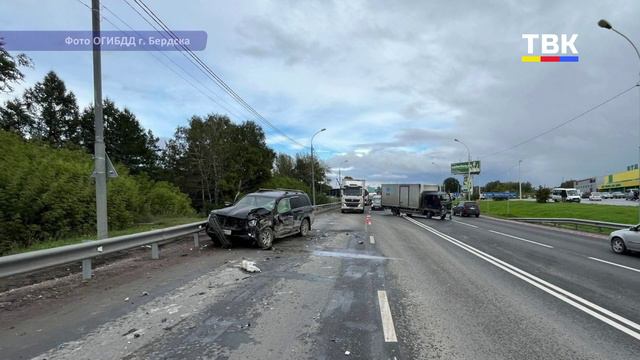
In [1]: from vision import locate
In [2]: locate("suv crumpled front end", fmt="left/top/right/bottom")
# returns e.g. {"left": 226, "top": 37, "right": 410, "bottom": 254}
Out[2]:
{"left": 206, "top": 207, "right": 274, "bottom": 247}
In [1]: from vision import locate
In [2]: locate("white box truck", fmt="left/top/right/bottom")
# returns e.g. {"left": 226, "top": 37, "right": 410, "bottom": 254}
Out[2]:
{"left": 341, "top": 179, "right": 367, "bottom": 213}
{"left": 381, "top": 183, "right": 451, "bottom": 220}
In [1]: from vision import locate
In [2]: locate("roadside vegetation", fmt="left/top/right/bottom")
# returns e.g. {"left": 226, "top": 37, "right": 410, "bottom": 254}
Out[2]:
{"left": 0, "top": 48, "right": 332, "bottom": 255}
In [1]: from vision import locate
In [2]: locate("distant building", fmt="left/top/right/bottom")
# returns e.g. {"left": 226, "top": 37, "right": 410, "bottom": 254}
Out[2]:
{"left": 599, "top": 165, "right": 640, "bottom": 192}
{"left": 575, "top": 177, "right": 599, "bottom": 194}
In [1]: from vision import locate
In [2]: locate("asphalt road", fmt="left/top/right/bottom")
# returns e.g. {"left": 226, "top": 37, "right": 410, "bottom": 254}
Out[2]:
{"left": 2, "top": 209, "right": 640, "bottom": 359}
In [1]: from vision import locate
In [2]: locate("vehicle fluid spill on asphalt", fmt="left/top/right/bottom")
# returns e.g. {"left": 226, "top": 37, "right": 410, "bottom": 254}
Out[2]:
{"left": 312, "top": 250, "right": 395, "bottom": 261}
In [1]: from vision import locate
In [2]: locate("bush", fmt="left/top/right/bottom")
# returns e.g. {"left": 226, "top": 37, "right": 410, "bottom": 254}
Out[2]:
{"left": 535, "top": 186, "right": 551, "bottom": 203}
{"left": 0, "top": 130, "right": 195, "bottom": 254}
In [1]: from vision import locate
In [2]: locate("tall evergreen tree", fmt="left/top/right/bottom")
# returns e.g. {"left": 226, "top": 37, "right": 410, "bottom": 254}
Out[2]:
{"left": 0, "top": 98, "right": 31, "bottom": 134}
{"left": 80, "top": 99, "right": 159, "bottom": 174}
{"left": 22, "top": 71, "right": 80, "bottom": 146}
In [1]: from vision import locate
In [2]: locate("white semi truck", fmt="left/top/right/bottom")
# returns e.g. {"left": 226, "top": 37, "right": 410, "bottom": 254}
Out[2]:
{"left": 341, "top": 179, "right": 367, "bottom": 213}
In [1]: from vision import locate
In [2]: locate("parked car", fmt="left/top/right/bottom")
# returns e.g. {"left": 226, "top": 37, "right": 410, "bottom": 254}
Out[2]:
{"left": 601, "top": 192, "right": 613, "bottom": 199}
{"left": 612, "top": 191, "right": 626, "bottom": 199}
{"left": 206, "top": 189, "right": 314, "bottom": 249}
{"left": 589, "top": 192, "right": 602, "bottom": 201}
{"left": 609, "top": 226, "right": 640, "bottom": 254}
{"left": 581, "top": 192, "right": 591, "bottom": 199}
{"left": 371, "top": 194, "right": 383, "bottom": 210}
{"left": 626, "top": 190, "right": 639, "bottom": 201}
{"left": 452, "top": 201, "right": 480, "bottom": 217}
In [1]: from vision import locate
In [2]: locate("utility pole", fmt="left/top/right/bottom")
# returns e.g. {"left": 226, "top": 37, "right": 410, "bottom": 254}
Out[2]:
{"left": 310, "top": 128, "right": 326, "bottom": 205}
{"left": 518, "top": 159, "right": 523, "bottom": 200}
{"left": 85, "top": 0, "right": 108, "bottom": 280}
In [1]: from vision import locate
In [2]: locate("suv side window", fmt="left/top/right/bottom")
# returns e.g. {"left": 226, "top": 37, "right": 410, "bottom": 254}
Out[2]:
{"left": 300, "top": 195, "right": 311, "bottom": 207}
{"left": 290, "top": 196, "right": 303, "bottom": 209}
{"left": 277, "top": 198, "right": 292, "bottom": 214}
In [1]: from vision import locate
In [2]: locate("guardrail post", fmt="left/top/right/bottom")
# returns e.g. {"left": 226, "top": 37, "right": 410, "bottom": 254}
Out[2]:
{"left": 151, "top": 243, "right": 159, "bottom": 259}
{"left": 82, "top": 259, "right": 92, "bottom": 280}
{"left": 193, "top": 232, "right": 200, "bottom": 248}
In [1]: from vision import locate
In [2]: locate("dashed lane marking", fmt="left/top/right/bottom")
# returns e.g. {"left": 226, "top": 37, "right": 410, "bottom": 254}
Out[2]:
{"left": 377, "top": 290, "right": 398, "bottom": 342}
{"left": 453, "top": 220, "right": 479, "bottom": 228}
{"left": 489, "top": 230, "right": 554, "bottom": 249}
{"left": 588, "top": 257, "right": 640, "bottom": 273}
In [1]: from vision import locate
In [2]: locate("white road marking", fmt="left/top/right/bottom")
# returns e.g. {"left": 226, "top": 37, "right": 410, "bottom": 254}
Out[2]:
{"left": 404, "top": 216, "right": 640, "bottom": 341}
{"left": 588, "top": 257, "right": 640, "bottom": 273}
{"left": 489, "top": 230, "right": 554, "bottom": 249}
{"left": 377, "top": 290, "right": 398, "bottom": 342}
{"left": 370, "top": 235, "right": 375, "bottom": 244}
{"left": 453, "top": 220, "right": 479, "bottom": 228}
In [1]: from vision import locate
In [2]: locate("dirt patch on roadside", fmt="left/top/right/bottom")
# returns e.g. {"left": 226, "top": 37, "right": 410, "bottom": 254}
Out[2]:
{"left": 0, "top": 236, "right": 215, "bottom": 313}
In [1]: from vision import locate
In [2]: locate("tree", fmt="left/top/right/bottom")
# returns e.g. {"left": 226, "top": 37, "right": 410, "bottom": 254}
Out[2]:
{"left": 274, "top": 153, "right": 295, "bottom": 177}
{"left": 22, "top": 71, "right": 80, "bottom": 146}
{"left": 535, "top": 186, "right": 551, "bottom": 203}
{"left": 162, "top": 114, "right": 275, "bottom": 212}
{"left": 79, "top": 99, "right": 159, "bottom": 174}
{"left": 0, "top": 98, "right": 31, "bottom": 134}
{"left": 443, "top": 177, "right": 461, "bottom": 193}
{"left": 0, "top": 40, "right": 32, "bottom": 93}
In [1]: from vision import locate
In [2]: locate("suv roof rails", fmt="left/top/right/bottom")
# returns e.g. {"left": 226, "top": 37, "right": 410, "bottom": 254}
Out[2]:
{"left": 256, "top": 188, "right": 304, "bottom": 194}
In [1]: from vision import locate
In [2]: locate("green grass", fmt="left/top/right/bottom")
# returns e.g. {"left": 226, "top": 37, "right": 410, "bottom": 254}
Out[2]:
{"left": 4, "top": 216, "right": 204, "bottom": 256}
{"left": 479, "top": 200, "right": 638, "bottom": 224}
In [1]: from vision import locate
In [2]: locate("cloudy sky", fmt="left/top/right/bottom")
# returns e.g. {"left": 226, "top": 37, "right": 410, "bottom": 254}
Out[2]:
{"left": 2, "top": 0, "right": 640, "bottom": 188}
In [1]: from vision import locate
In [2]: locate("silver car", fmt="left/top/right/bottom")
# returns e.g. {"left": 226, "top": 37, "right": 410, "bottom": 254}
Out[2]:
{"left": 609, "top": 226, "right": 640, "bottom": 254}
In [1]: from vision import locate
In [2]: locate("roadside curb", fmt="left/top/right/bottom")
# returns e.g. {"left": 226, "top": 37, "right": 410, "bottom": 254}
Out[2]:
{"left": 481, "top": 215, "right": 609, "bottom": 240}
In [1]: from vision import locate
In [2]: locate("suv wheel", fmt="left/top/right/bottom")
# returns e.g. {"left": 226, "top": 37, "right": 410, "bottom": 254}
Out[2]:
{"left": 257, "top": 227, "right": 274, "bottom": 249}
{"left": 300, "top": 218, "right": 310, "bottom": 237}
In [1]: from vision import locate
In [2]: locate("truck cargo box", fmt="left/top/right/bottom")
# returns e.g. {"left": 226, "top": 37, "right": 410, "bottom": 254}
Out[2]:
{"left": 381, "top": 184, "right": 422, "bottom": 208}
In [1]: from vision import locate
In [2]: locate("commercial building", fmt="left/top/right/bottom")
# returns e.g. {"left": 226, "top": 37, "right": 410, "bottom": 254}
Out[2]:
{"left": 599, "top": 165, "right": 640, "bottom": 192}
{"left": 575, "top": 177, "right": 599, "bottom": 194}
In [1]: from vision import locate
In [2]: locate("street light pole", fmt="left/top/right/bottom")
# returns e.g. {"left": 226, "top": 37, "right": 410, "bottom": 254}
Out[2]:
{"left": 518, "top": 159, "right": 523, "bottom": 200}
{"left": 338, "top": 159, "right": 348, "bottom": 188}
{"left": 310, "top": 128, "right": 326, "bottom": 206}
{"left": 598, "top": 19, "right": 640, "bottom": 224}
{"left": 454, "top": 138, "right": 472, "bottom": 200}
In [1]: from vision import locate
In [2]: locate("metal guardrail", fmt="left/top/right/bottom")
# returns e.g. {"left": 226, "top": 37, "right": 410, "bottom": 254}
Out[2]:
{"left": 0, "top": 221, "right": 208, "bottom": 279}
{"left": 0, "top": 202, "right": 342, "bottom": 280}
{"left": 314, "top": 202, "right": 341, "bottom": 212}
{"left": 512, "top": 217, "right": 634, "bottom": 232}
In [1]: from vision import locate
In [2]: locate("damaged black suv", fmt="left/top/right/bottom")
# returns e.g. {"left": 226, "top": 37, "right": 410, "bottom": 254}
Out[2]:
{"left": 206, "top": 189, "right": 314, "bottom": 249}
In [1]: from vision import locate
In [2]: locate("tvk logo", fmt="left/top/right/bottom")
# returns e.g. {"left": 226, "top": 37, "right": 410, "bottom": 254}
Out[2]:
{"left": 522, "top": 34, "right": 579, "bottom": 62}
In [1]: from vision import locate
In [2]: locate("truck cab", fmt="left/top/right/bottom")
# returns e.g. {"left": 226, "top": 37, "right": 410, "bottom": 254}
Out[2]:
{"left": 341, "top": 179, "right": 366, "bottom": 213}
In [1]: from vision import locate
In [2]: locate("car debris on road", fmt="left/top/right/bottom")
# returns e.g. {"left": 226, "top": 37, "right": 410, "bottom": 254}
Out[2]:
{"left": 239, "top": 260, "right": 261, "bottom": 273}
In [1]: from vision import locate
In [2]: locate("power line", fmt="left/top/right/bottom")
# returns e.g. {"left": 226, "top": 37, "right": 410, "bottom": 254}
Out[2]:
{"left": 127, "top": 0, "right": 308, "bottom": 149}
{"left": 94, "top": 1, "right": 247, "bottom": 121}
{"left": 480, "top": 84, "right": 638, "bottom": 159}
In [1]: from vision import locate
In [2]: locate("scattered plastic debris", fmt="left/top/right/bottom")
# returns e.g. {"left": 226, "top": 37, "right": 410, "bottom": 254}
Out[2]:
{"left": 141, "top": 291, "right": 149, "bottom": 297}
{"left": 240, "top": 260, "right": 261, "bottom": 273}
{"left": 122, "top": 328, "right": 137, "bottom": 337}
{"left": 357, "top": 240, "right": 364, "bottom": 244}
{"left": 345, "top": 350, "right": 351, "bottom": 356}
{"left": 124, "top": 297, "right": 130, "bottom": 302}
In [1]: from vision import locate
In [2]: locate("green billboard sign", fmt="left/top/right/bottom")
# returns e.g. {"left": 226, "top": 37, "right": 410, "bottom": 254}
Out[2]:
{"left": 451, "top": 160, "right": 481, "bottom": 175}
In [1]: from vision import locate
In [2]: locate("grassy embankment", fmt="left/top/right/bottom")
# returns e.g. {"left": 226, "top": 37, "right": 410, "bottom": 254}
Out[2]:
{"left": 478, "top": 200, "right": 637, "bottom": 235}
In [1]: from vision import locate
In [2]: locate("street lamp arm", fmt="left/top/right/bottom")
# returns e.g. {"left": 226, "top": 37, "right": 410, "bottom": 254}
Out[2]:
{"left": 611, "top": 28, "right": 640, "bottom": 63}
